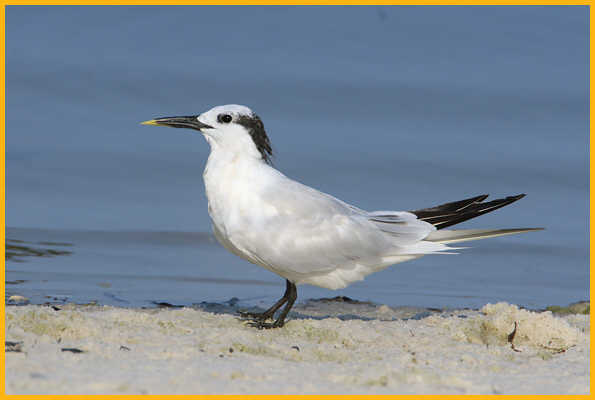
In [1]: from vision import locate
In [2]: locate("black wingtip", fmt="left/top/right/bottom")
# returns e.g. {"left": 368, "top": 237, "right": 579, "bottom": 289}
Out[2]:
{"left": 411, "top": 193, "right": 530, "bottom": 230}
{"left": 476, "top": 194, "right": 490, "bottom": 202}
{"left": 505, "top": 194, "right": 526, "bottom": 204}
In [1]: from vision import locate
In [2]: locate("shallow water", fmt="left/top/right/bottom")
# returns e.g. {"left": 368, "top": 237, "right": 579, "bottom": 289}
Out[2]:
{"left": 6, "top": 6, "right": 589, "bottom": 309}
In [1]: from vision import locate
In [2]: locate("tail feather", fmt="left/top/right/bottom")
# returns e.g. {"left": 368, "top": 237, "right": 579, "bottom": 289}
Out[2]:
{"left": 411, "top": 194, "right": 526, "bottom": 230}
{"left": 425, "top": 228, "right": 544, "bottom": 244}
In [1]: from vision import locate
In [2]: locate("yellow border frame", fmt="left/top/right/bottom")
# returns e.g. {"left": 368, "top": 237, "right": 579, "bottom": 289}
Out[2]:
{"left": 0, "top": 3, "right": 591, "bottom": 398}
{"left": 0, "top": 1, "right": 592, "bottom": 5}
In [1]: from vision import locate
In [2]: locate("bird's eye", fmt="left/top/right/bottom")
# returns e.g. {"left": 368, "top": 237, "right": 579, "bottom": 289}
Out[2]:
{"left": 218, "top": 114, "right": 233, "bottom": 124}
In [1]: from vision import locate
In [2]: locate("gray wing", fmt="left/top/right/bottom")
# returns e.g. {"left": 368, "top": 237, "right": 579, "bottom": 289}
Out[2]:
{"left": 229, "top": 180, "right": 436, "bottom": 277}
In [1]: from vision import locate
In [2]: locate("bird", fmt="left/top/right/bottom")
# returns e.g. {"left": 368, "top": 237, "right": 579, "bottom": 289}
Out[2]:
{"left": 142, "top": 104, "right": 542, "bottom": 329}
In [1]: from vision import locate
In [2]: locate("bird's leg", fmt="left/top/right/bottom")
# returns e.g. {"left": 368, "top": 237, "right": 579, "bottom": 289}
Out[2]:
{"left": 250, "top": 281, "right": 297, "bottom": 329}
{"left": 239, "top": 279, "right": 292, "bottom": 321}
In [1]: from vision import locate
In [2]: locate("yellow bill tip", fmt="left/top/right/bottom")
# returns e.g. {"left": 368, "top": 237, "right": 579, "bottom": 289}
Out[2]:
{"left": 141, "top": 119, "right": 159, "bottom": 126}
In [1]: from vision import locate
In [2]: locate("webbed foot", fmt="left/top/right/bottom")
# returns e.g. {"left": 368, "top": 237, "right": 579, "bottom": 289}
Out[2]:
{"left": 247, "top": 318, "right": 286, "bottom": 329}
{"left": 238, "top": 310, "right": 274, "bottom": 321}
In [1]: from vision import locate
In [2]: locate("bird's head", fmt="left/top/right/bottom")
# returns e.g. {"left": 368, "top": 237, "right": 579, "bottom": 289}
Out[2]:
{"left": 142, "top": 104, "right": 272, "bottom": 164}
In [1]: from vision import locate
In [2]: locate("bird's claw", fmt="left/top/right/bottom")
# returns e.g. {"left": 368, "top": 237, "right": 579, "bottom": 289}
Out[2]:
{"left": 247, "top": 319, "right": 285, "bottom": 329}
{"left": 238, "top": 310, "right": 273, "bottom": 321}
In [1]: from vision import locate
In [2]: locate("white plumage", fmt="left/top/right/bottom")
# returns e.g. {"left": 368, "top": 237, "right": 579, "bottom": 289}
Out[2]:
{"left": 142, "top": 104, "right": 541, "bottom": 328}
{"left": 206, "top": 154, "right": 447, "bottom": 289}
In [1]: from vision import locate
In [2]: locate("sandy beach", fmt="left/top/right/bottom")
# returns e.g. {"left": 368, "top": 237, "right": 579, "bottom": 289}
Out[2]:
{"left": 5, "top": 300, "right": 589, "bottom": 394}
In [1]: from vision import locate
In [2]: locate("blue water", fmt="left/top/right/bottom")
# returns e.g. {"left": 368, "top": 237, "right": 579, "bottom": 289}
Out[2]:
{"left": 6, "top": 6, "right": 589, "bottom": 310}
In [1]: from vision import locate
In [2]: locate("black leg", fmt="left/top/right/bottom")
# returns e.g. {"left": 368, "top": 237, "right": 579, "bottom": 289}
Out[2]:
{"left": 241, "top": 280, "right": 298, "bottom": 329}
{"left": 269, "top": 280, "right": 297, "bottom": 327}
{"left": 239, "top": 279, "right": 292, "bottom": 321}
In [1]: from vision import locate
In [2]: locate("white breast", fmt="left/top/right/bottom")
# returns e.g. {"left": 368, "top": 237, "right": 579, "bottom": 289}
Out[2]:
{"left": 203, "top": 151, "right": 281, "bottom": 263}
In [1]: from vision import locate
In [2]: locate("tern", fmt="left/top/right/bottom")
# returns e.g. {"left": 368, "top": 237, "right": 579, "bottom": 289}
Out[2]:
{"left": 142, "top": 104, "right": 541, "bottom": 328}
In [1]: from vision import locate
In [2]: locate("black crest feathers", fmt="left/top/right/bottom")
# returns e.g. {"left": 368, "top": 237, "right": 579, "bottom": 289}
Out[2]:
{"left": 236, "top": 114, "right": 273, "bottom": 165}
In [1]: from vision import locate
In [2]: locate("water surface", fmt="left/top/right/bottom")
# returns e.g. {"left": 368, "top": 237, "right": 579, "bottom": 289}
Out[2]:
{"left": 6, "top": 6, "right": 589, "bottom": 309}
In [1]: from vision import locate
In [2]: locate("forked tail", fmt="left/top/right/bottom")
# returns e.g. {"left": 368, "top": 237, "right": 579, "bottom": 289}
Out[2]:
{"left": 425, "top": 228, "right": 543, "bottom": 244}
